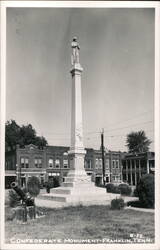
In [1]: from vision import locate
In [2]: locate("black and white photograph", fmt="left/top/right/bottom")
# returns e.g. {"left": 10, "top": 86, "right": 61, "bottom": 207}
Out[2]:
{"left": 0, "top": 1, "right": 160, "bottom": 250}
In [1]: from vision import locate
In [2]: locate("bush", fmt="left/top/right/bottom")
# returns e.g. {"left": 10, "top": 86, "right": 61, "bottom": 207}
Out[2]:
{"left": 133, "top": 188, "right": 139, "bottom": 197}
{"left": 112, "top": 186, "right": 120, "bottom": 194}
{"left": 127, "top": 200, "right": 145, "bottom": 208}
{"left": 8, "top": 189, "right": 21, "bottom": 207}
{"left": 106, "top": 183, "right": 120, "bottom": 194}
{"left": 118, "top": 183, "right": 132, "bottom": 196}
{"left": 53, "top": 177, "right": 60, "bottom": 188}
{"left": 136, "top": 174, "right": 154, "bottom": 208}
{"left": 106, "top": 183, "right": 114, "bottom": 193}
{"left": 111, "top": 198, "right": 125, "bottom": 210}
{"left": 45, "top": 178, "right": 60, "bottom": 189}
{"left": 27, "top": 176, "right": 40, "bottom": 197}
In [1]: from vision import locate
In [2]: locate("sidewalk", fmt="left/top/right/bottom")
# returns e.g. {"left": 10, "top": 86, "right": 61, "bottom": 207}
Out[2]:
{"left": 125, "top": 206, "right": 154, "bottom": 213}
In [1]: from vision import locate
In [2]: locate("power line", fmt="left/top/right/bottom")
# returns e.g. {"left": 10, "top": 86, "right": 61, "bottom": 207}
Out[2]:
{"left": 40, "top": 114, "right": 154, "bottom": 137}
{"left": 103, "top": 109, "right": 154, "bottom": 128}
{"left": 104, "top": 120, "right": 153, "bottom": 133}
{"left": 84, "top": 120, "right": 153, "bottom": 135}
{"left": 46, "top": 129, "right": 154, "bottom": 142}
{"left": 84, "top": 109, "right": 153, "bottom": 134}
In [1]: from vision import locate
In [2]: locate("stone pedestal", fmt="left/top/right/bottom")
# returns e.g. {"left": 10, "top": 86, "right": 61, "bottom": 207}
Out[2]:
{"left": 37, "top": 172, "right": 109, "bottom": 206}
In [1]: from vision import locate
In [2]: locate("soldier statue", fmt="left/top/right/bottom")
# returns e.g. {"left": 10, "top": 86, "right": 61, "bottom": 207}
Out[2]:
{"left": 71, "top": 37, "right": 80, "bottom": 65}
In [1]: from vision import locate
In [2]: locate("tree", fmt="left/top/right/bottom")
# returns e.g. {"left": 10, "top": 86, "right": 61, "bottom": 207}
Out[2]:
{"left": 136, "top": 174, "right": 154, "bottom": 208}
{"left": 19, "top": 124, "right": 37, "bottom": 147}
{"left": 5, "top": 120, "right": 48, "bottom": 150}
{"left": 126, "top": 130, "right": 151, "bottom": 153}
{"left": 5, "top": 120, "right": 20, "bottom": 151}
{"left": 34, "top": 136, "right": 48, "bottom": 149}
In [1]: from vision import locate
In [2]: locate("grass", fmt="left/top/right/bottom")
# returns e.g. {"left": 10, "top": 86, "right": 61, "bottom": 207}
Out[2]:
{"left": 5, "top": 205, "right": 154, "bottom": 244}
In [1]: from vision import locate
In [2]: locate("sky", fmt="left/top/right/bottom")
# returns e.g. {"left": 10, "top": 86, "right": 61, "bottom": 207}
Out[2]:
{"left": 6, "top": 7, "right": 155, "bottom": 152}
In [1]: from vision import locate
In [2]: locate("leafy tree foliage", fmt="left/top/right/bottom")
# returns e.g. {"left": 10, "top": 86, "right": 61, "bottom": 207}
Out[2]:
{"left": 5, "top": 120, "right": 48, "bottom": 151}
{"left": 5, "top": 120, "right": 20, "bottom": 151}
{"left": 19, "top": 124, "right": 36, "bottom": 147}
{"left": 34, "top": 136, "right": 48, "bottom": 149}
{"left": 126, "top": 130, "right": 151, "bottom": 153}
{"left": 136, "top": 174, "right": 154, "bottom": 208}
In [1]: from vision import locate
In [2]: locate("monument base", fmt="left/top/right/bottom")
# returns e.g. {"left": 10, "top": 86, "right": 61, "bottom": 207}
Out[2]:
{"left": 36, "top": 167, "right": 119, "bottom": 208}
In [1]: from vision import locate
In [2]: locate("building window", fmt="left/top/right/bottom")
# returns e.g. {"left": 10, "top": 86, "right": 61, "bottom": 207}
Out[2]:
{"left": 63, "top": 159, "right": 68, "bottom": 168}
{"left": 85, "top": 159, "right": 92, "bottom": 169}
{"left": 48, "top": 158, "right": 54, "bottom": 168}
{"left": 21, "top": 158, "right": 25, "bottom": 168}
{"left": 115, "top": 175, "right": 120, "bottom": 181}
{"left": 105, "top": 159, "right": 109, "bottom": 170}
{"left": 25, "top": 158, "right": 29, "bottom": 168}
{"left": 99, "top": 159, "right": 102, "bottom": 168}
{"left": 35, "top": 158, "right": 42, "bottom": 168}
{"left": 112, "top": 176, "right": 115, "bottom": 181}
{"left": 116, "top": 160, "right": 119, "bottom": 169}
{"left": 95, "top": 158, "right": 102, "bottom": 169}
{"left": 112, "top": 175, "right": 120, "bottom": 182}
{"left": 95, "top": 158, "right": 99, "bottom": 169}
{"left": 20, "top": 158, "right": 29, "bottom": 168}
{"left": 55, "top": 159, "right": 60, "bottom": 168}
{"left": 112, "top": 160, "right": 115, "bottom": 168}
{"left": 35, "top": 159, "right": 38, "bottom": 168}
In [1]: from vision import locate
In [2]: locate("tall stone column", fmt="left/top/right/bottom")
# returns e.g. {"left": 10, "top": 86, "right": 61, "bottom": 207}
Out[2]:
{"left": 68, "top": 37, "right": 87, "bottom": 176}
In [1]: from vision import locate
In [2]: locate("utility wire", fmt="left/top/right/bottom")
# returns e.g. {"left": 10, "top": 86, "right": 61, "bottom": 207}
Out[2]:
{"left": 41, "top": 110, "right": 153, "bottom": 136}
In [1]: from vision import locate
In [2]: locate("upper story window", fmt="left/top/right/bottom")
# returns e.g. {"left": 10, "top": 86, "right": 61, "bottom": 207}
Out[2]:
{"left": 95, "top": 158, "right": 99, "bottom": 169}
{"left": 55, "top": 158, "right": 60, "bottom": 168}
{"left": 63, "top": 159, "right": 68, "bottom": 168}
{"left": 48, "top": 158, "right": 54, "bottom": 168}
{"left": 112, "top": 160, "right": 115, "bottom": 169}
{"left": 95, "top": 158, "right": 102, "bottom": 169}
{"left": 116, "top": 160, "right": 119, "bottom": 169}
{"left": 105, "top": 159, "right": 109, "bottom": 169}
{"left": 85, "top": 159, "right": 92, "bottom": 169}
{"left": 99, "top": 159, "right": 102, "bottom": 167}
{"left": 34, "top": 158, "right": 42, "bottom": 168}
{"left": 20, "top": 157, "right": 29, "bottom": 168}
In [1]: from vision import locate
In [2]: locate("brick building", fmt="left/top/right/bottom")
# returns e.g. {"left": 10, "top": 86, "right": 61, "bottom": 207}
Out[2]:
{"left": 5, "top": 144, "right": 123, "bottom": 188}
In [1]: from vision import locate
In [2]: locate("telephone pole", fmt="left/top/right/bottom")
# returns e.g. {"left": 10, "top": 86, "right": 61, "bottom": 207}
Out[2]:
{"left": 101, "top": 128, "right": 105, "bottom": 186}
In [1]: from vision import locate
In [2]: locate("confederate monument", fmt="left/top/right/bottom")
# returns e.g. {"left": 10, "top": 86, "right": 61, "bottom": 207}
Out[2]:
{"left": 68, "top": 37, "right": 87, "bottom": 177}
{"left": 36, "top": 38, "right": 109, "bottom": 207}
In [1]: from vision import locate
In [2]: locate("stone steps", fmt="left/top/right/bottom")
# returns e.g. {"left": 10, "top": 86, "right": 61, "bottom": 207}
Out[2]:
{"left": 35, "top": 198, "right": 67, "bottom": 208}
{"left": 64, "top": 177, "right": 75, "bottom": 182}
{"left": 37, "top": 188, "right": 114, "bottom": 203}
{"left": 38, "top": 193, "right": 68, "bottom": 202}
{"left": 62, "top": 182, "right": 74, "bottom": 187}
{"left": 36, "top": 192, "right": 119, "bottom": 206}
{"left": 51, "top": 188, "right": 71, "bottom": 195}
